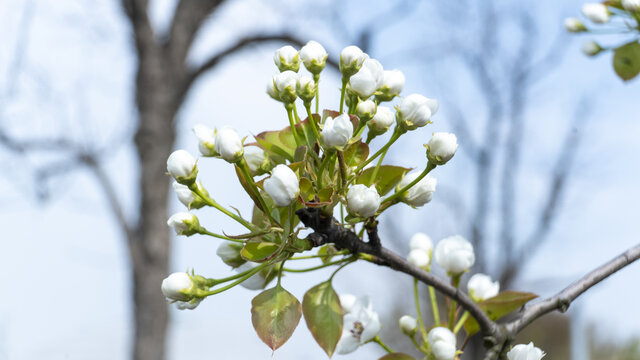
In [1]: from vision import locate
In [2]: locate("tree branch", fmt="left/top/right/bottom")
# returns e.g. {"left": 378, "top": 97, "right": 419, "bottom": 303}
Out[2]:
{"left": 505, "top": 242, "right": 640, "bottom": 334}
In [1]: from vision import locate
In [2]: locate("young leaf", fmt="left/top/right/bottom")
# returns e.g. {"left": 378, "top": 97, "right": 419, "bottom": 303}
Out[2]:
{"left": 255, "top": 128, "right": 296, "bottom": 161}
{"left": 464, "top": 291, "right": 538, "bottom": 335}
{"left": 251, "top": 286, "right": 302, "bottom": 351}
{"left": 356, "top": 165, "right": 411, "bottom": 195}
{"left": 302, "top": 281, "right": 343, "bottom": 357}
{"left": 379, "top": 353, "right": 415, "bottom": 360}
{"left": 235, "top": 165, "right": 265, "bottom": 213}
{"left": 343, "top": 141, "right": 370, "bottom": 167}
{"left": 613, "top": 41, "right": 640, "bottom": 81}
{"left": 241, "top": 242, "right": 280, "bottom": 262}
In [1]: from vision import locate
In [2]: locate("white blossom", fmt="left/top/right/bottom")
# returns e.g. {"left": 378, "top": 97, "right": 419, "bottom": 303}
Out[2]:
{"left": 468, "top": 273, "right": 500, "bottom": 302}
{"left": 427, "top": 132, "right": 458, "bottom": 165}
{"left": 397, "top": 172, "right": 437, "bottom": 207}
{"left": 167, "top": 212, "right": 199, "bottom": 236}
{"left": 582, "top": 3, "right": 610, "bottom": 23}
{"left": 507, "top": 342, "right": 546, "bottom": 360}
{"left": 263, "top": 164, "right": 299, "bottom": 206}
{"left": 322, "top": 114, "right": 353, "bottom": 149}
{"left": 336, "top": 295, "right": 381, "bottom": 354}
{"left": 274, "top": 70, "right": 298, "bottom": 103}
{"left": 300, "top": 40, "right": 328, "bottom": 74}
{"left": 397, "top": 94, "right": 437, "bottom": 130}
{"left": 161, "top": 272, "right": 193, "bottom": 301}
{"left": 349, "top": 58, "right": 384, "bottom": 98}
{"left": 346, "top": 184, "right": 381, "bottom": 218}
{"left": 167, "top": 150, "right": 196, "bottom": 180}
{"left": 340, "top": 294, "right": 358, "bottom": 313}
{"left": 235, "top": 262, "right": 267, "bottom": 290}
{"left": 564, "top": 17, "right": 586, "bottom": 32}
{"left": 409, "top": 232, "right": 433, "bottom": 253}
{"left": 368, "top": 106, "right": 395, "bottom": 134}
{"left": 172, "top": 181, "right": 195, "bottom": 208}
{"left": 216, "top": 242, "right": 245, "bottom": 268}
{"left": 214, "top": 126, "right": 244, "bottom": 163}
{"left": 408, "top": 249, "right": 430, "bottom": 268}
{"left": 582, "top": 40, "right": 602, "bottom": 56}
{"left": 296, "top": 75, "right": 316, "bottom": 103}
{"left": 623, "top": 0, "right": 640, "bottom": 12}
{"left": 399, "top": 315, "right": 417, "bottom": 335}
{"left": 340, "top": 45, "right": 368, "bottom": 77}
{"left": 192, "top": 124, "right": 216, "bottom": 156}
{"left": 377, "top": 69, "right": 405, "bottom": 101}
{"left": 434, "top": 235, "right": 475, "bottom": 275}
{"left": 175, "top": 299, "right": 202, "bottom": 310}
{"left": 428, "top": 327, "right": 457, "bottom": 360}
{"left": 273, "top": 45, "right": 300, "bottom": 72}
{"left": 356, "top": 99, "right": 377, "bottom": 121}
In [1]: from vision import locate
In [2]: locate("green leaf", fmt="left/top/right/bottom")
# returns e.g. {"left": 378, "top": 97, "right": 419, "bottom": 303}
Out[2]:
{"left": 379, "top": 353, "right": 415, "bottom": 360}
{"left": 343, "top": 141, "right": 369, "bottom": 167}
{"left": 356, "top": 165, "right": 411, "bottom": 196}
{"left": 255, "top": 128, "right": 296, "bottom": 162}
{"left": 251, "top": 286, "right": 302, "bottom": 351}
{"left": 464, "top": 291, "right": 538, "bottom": 336}
{"left": 235, "top": 165, "right": 265, "bottom": 213}
{"left": 241, "top": 241, "right": 280, "bottom": 262}
{"left": 302, "top": 281, "right": 343, "bottom": 357}
{"left": 613, "top": 41, "right": 640, "bottom": 81}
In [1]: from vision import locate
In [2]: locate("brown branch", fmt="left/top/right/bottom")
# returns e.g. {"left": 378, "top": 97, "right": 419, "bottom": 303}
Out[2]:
{"left": 505, "top": 242, "right": 640, "bottom": 334}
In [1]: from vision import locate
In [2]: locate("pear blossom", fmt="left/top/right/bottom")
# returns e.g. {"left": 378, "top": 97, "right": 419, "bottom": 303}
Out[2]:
{"left": 235, "top": 262, "right": 268, "bottom": 290}
{"left": 507, "top": 342, "right": 546, "bottom": 360}
{"left": 340, "top": 45, "right": 368, "bottom": 77}
{"left": 623, "top": 0, "right": 640, "bottom": 12}
{"left": 296, "top": 75, "right": 316, "bottom": 103}
{"left": 399, "top": 315, "right": 417, "bottom": 335}
{"left": 340, "top": 294, "right": 358, "bottom": 313}
{"left": 216, "top": 242, "right": 246, "bottom": 268}
{"left": 299, "top": 40, "right": 328, "bottom": 74}
{"left": 582, "top": 3, "right": 610, "bottom": 23}
{"left": 582, "top": 40, "right": 602, "bottom": 56}
{"left": 336, "top": 295, "right": 381, "bottom": 354}
{"left": 273, "top": 45, "right": 300, "bottom": 72}
{"left": 428, "top": 327, "right": 457, "bottom": 360}
{"left": 214, "top": 126, "right": 244, "bottom": 163}
{"left": 244, "top": 147, "right": 271, "bottom": 176}
{"left": 172, "top": 182, "right": 195, "bottom": 208}
{"left": 377, "top": 69, "right": 405, "bottom": 101}
{"left": 564, "top": 17, "right": 586, "bottom": 32}
{"left": 408, "top": 249, "right": 430, "bottom": 268}
{"left": 346, "top": 184, "right": 381, "bottom": 218}
{"left": 161, "top": 272, "right": 193, "bottom": 301}
{"left": 273, "top": 70, "right": 298, "bottom": 103}
{"left": 192, "top": 124, "right": 216, "bottom": 156}
{"left": 468, "top": 273, "right": 500, "bottom": 302}
{"left": 263, "top": 164, "right": 299, "bottom": 206}
{"left": 349, "top": 58, "right": 384, "bottom": 98}
{"left": 368, "top": 106, "right": 395, "bottom": 134}
{"left": 397, "top": 94, "right": 438, "bottom": 130}
{"left": 356, "top": 99, "right": 377, "bottom": 121}
{"left": 175, "top": 299, "right": 202, "bottom": 310}
{"left": 167, "top": 212, "right": 200, "bottom": 236}
{"left": 322, "top": 114, "right": 353, "bottom": 149}
{"left": 427, "top": 132, "right": 458, "bottom": 165}
{"left": 167, "top": 149, "right": 197, "bottom": 183}
{"left": 396, "top": 172, "right": 437, "bottom": 207}
{"left": 434, "top": 235, "right": 475, "bottom": 275}
{"left": 410, "top": 232, "right": 433, "bottom": 253}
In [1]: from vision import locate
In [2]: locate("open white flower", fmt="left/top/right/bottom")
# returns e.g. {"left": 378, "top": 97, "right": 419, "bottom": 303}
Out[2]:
{"left": 434, "top": 235, "right": 475, "bottom": 275}
{"left": 468, "top": 273, "right": 500, "bottom": 302}
{"left": 340, "top": 294, "right": 358, "bottom": 313}
{"left": 263, "top": 164, "right": 299, "bottom": 206}
{"left": 507, "top": 342, "right": 546, "bottom": 360}
{"left": 582, "top": 3, "right": 610, "bottom": 23}
{"left": 322, "top": 114, "right": 353, "bottom": 149}
{"left": 336, "top": 295, "right": 381, "bottom": 354}
{"left": 396, "top": 172, "right": 437, "bottom": 207}
{"left": 214, "top": 126, "right": 244, "bottom": 163}
{"left": 300, "top": 40, "right": 328, "bottom": 74}
{"left": 428, "top": 327, "right": 457, "bottom": 360}
{"left": 346, "top": 184, "right": 381, "bottom": 218}
{"left": 161, "top": 272, "right": 193, "bottom": 301}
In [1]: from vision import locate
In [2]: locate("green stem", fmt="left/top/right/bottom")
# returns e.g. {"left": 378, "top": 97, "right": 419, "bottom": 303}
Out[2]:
{"left": 410, "top": 335, "right": 427, "bottom": 354}
{"left": 206, "top": 263, "right": 269, "bottom": 286}
{"left": 414, "top": 279, "right": 429, "bottom": 344}
{"left": 429, "top": 285, "right": 441, "bottom": 326}
{"left": 189, "top": 184, "right": 255, "bottom": 231}
{"left": 337, "top": 150, "right": 347, "bottom": 191}
{"left": 283, "top": 258, "right": 352, "bottom": 273}
{"left": 204, "top": 262, "right": 268, "bottom": 295}
{"left": 286, "top": 104, "right": 303, "bottom": 146}
{"left": 313, "top": 73, "right": 320, "bottom": 114}
{"left": 304, "top": 103, "right": 321, "bottom": 142}
{"left": 368, "top": 144, "right": 389, "bottom": 185}
{"left": 449, "top": 299, "right": 457, "bottom": 331}
{"left": 277, "top": 259, "right": 285, "bottom": 286}
{"left": 199, "top": 228, "right": 246, "bottom": 243}
{"left": 353, "top": 127, "right": 402, "bottom": 174}
{"left": 382, "top": 161, "right": 436, "bottom": 206}
{"left": 339, "top": 76, "right": 348, "bottom": 113}
{"left": 372, "top": 336, "right": 395, "bottom": 353}
{"left": 454, "top": 311, "right": 470, "bottom": 334}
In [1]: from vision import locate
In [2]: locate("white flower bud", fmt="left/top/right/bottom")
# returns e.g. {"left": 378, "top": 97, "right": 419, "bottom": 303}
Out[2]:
{"left": 356, "top": 100, "right": 377, "bottom": 122}
{"left": 322, "top": 114, "right": 353, "bottom": 149}
{"left": 399, "top": 315, "right": 417, "bottom": 336}
{"left": 236, "top": 262, "right": 268, "bottom": 290}
{"left": 214, "top": 126, "right": 244, "bottom": 163}
{"left": 409, "top": 232, "right": 433, "bottom": 253}
{"left": 582, "top": 3, "right": 610, "bottom": 23}
{"left": 427, "top": 132, "right": 458, "bottom": 165}
{"left": 346, "top": 184, "right": 381, "bottom": 218}
{"left": 244, "top": 147, "right": 271, "bottom": 176}
{"left": 300, "top": 40, "right": 328, "bottom": 74}
{"left": 434, "top": 235, "right": 475, "bottom": 275}
{"left": 397, "top": 94, "right": 438, "bottom": 130}
{"left": 396, "top": 172, "right": 437, "bottom": 207}
{"left": 172, "top": 181, "right": 195, "bottom": 207}
{"left": 273, "top": 45, "right": 300, "bottom": 72}
{"left": 407, "top": 249, "right": 430, "bottom": 268}
{"left": 175, "top": 298, "right": 202, "bottom": 310}
{"left": 349, "top": 58, "right": 384, "bottom": 99}
{"left": 623, "top": 0, "right": 640, "bottom": 12}
{"left": 368, "top": 106, "right": 395, "bottom": 134}
{"left": 340, "top": 294, "right": 358, "bottom": 313}
{"left": 192, "top": 124, "right": 216, "bottom": 156}
{"left": 467, "top": 273, "right": 500, "bottom": 302}
{"left": 564, "top": 17, "right": 586, "bottom": 32}
{"left": 507, "top": 342, "right": 546, "bottom": 360}
{"left": 377, "top": 69, "right": 405, "bottom": 101}
{"left": 216, "top": 242, "right": 246, "bottom": 268}
{"left": 296, "top": 75, "right": 317, "bottom": 104}
{"left": 263, "top": 164, "right": 299, "bottom": 206}
{"left": 274, "top": 70, "right": 298, "bottom": 103}
{"left": 167, "top": 150, "right": 197, "bottom": 185}
{"left": 161, "top": 272, "right": 193, "bottom": 301}
{"left": 428, "top": 327, "right": 457, "bottom": 360}
{"left": 340, "top": 45, "right": 368, "bottom": 78}
{"left": 167, "top": 212, "right": 200, "bottom": 236}
{"left": 582, "top": 40, "right": 602, "bottom": 56}
{"left": 266, "top": 77, "right": 280, "bottom": 101}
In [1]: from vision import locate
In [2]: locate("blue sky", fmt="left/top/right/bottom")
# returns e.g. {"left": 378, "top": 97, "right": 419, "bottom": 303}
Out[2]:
{"left": 1, "top": 0, "right": 639, "bottom": 359}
